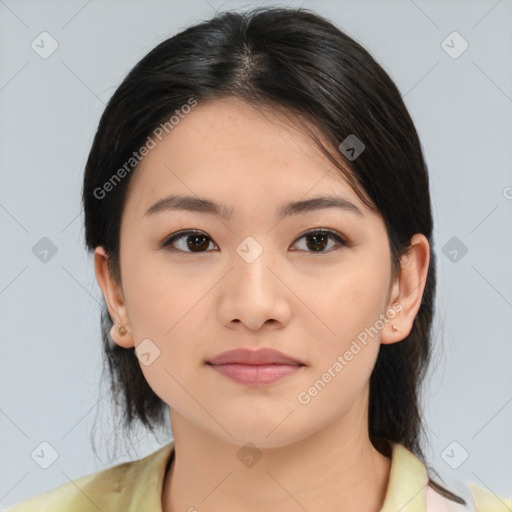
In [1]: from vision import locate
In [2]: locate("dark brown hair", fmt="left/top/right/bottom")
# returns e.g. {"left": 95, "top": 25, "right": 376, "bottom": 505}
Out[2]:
{"left": 83, "top": 6, "right": 463, "bottom": 504}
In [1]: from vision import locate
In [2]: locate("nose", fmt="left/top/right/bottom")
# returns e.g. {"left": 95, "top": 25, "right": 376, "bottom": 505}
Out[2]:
{"left": 217, "top": 248, "right": 292, "bottom": 332}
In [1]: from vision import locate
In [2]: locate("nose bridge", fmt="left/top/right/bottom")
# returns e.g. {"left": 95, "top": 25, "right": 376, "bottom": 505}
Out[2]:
{"left": 233, "top": 233, "right": 278, "bottom": 300}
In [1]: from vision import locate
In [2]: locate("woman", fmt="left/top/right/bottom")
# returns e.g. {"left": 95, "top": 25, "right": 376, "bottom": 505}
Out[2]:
{"left": 8, "top": 6, "right": 511, "bottom": 512}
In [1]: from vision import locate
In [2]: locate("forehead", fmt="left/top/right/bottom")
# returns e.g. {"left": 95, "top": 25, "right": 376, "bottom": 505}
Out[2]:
{"left": 122, "top": 97, "right": 366, "bottom": 219}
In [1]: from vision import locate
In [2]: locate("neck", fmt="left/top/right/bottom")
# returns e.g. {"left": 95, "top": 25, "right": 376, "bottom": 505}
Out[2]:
{"left": 162, "top": 409, "right": 391, "bottom": 512}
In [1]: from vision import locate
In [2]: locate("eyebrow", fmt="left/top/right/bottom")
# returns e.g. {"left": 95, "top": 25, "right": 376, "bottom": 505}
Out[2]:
{"left": 144, "top": 194, "right": 364, "bottom": 220}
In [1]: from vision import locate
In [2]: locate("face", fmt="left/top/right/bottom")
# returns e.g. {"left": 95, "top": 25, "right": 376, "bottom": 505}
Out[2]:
{"left": 99, "top": 97, "right": 403, "bottom": 449}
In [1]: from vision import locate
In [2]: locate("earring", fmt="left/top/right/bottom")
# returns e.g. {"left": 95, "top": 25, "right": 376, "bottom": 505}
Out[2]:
{"left": 118, "top": 324, "right": 127, "bottom": 336}
{"left": 392, "top": 325, "right": 398, "bottom": 331}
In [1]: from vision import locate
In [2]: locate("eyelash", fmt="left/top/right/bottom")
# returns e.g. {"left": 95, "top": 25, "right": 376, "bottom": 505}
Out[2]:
{"left": 161, "top": 228, "right": 349, "bottom": 255}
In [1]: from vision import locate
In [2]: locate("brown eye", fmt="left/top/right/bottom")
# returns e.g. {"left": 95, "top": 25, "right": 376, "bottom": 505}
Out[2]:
{"left": 292, "top": 229, "right": 347, "bottom": 253}
{"left": 163, "top": 231, "right": 217, "bottom": 253}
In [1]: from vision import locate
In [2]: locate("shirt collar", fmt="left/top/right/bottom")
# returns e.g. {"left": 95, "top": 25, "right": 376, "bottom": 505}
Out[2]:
{"left": 381, "top": 442, "right": 430, "bottom": 512}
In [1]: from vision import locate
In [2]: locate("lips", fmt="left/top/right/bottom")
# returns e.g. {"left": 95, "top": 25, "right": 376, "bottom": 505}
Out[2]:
{"left": 206, "top": 347, "right": 305, "bottom": 366}
{"left": 206, "top": 348, "right": 305, "bottom": 386}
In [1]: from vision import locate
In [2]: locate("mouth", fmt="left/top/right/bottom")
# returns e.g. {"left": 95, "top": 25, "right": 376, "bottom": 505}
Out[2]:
{"left": 206, "top": 347, "right": 306, "bottom": 386}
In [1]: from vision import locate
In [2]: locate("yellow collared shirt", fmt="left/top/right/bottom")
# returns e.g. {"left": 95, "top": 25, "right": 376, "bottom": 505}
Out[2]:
{"left": 6, "top": 441, "right": 512, "bottom": 511}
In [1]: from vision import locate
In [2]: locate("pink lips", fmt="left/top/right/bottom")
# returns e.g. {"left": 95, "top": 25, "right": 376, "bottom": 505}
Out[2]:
{"left": 206, "top": 347, "right": 305, "bottom": 386}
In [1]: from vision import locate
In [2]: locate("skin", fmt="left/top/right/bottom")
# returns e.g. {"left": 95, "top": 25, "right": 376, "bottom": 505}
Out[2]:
{"left": 94, "top": 96, "right": 430, "bottom": 512}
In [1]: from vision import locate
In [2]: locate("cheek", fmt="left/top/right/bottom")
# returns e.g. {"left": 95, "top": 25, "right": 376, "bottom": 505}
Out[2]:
{"left": 121, "top": 242, "right": 193, "bottom": 338}
{"left": 121, "top": 245, "right": 211, "bottom": 374}
{"left": 309, "top": 265, "right": 389, "bottom": 352}
{"left": 296, "top": 271, "right": 385, "bottom": 414}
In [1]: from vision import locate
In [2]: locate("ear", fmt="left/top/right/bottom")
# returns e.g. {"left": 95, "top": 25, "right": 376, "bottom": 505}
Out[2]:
{"left": 94, "top": 246, "right": 134, "bottom": 348}
{"left": 380, "top": 233, "right": 431, "bottom": 345}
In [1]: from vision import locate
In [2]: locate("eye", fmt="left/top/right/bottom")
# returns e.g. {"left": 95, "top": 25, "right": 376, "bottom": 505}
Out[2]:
{"left": 162, "top": 230, "right": 218, "bottom": 253}
{"left": 291, "top": 229, "right": 348, "bottom": 253}
{"left": 162, "top": 228, "right": 348, "bottom": 254}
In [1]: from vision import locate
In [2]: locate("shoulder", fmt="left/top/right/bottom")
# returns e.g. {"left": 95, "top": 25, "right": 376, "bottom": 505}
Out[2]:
{"left": 5, "top": 467, "right": 117, "bottom": 512}
{"left": 426, "top": 481, "right": 512, "bottom": 512}
{"left": 468, "top": 483, "right": 512, "bottom": 512}
{"left": 386, "top": 442, "right": 511, "bottom": 512}
{"left": 6, "top": 442, "right": 174, "bottom": 512}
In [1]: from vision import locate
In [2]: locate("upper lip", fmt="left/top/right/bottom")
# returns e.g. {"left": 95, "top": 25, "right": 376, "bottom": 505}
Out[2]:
{"left": 207, "top": 348, "right": 305, "bottom": 366}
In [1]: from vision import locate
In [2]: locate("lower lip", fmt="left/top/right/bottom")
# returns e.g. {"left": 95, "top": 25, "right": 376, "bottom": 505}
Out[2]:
{"left": 207, "top": 363, "right": 303, "bottom": 386}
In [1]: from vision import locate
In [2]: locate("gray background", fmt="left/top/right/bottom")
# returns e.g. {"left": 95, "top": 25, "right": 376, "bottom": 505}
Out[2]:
{"left": 1, "top": 0, "right": 511, "bottom": 508}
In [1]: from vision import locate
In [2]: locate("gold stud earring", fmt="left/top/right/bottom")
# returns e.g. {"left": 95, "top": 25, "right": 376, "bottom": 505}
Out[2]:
{"left": 118, "top": 324, "right": 127, "bottom": 336}
{"left": 392, "top": 325, "right": 398, "bottom": 331}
